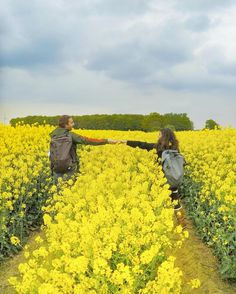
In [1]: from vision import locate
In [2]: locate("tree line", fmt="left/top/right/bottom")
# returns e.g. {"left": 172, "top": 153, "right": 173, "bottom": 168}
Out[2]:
{"left": 10, "top": 113, "right": 194, "bottom": 131}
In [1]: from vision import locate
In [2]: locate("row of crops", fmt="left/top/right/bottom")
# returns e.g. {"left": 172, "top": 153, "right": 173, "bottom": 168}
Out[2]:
{"left": 0, "top": 125, "right": 235, "bottom": 293}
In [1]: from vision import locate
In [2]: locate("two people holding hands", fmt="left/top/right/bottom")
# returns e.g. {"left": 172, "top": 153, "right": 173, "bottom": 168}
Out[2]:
{"left": 49, "top": 116, "right": 186, "bottom": 228}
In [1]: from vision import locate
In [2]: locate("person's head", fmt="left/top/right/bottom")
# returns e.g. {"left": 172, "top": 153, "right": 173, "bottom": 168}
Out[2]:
{"left": 58, "top": 115, "right": 74, "bottom": 131}
{"left": 157, "top": 128, "right": 179, "bottom": 151}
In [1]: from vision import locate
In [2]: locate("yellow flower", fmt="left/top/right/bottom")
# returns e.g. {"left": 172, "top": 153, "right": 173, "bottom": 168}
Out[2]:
{"left": 176, "top": 225, "right": 183, "bottom": 234}
{"left": 189, "top": 278, "right": 201, "bottom": 289}
{"left": 10, "top": 236, "right": 20, "bottom": 246}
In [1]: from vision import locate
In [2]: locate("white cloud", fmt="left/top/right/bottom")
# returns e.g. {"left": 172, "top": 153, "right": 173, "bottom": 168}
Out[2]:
{"left": 1, "top": 0, "right": 236, "bottom": 128}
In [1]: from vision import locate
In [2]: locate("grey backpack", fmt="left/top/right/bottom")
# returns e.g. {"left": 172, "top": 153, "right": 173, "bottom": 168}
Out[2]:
{"left": 50, "top": 134, "right": 73, "bottom": 173}
{"left": 161, "top": 149, "right": 185, "bottom": 187}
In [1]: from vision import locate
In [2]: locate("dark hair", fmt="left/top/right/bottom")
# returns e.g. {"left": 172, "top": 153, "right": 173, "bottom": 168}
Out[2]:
{"left": 157, "top": 128, "right": 179, "bottom": 153}
{"left": 58, "top": 115, "right": 72, "bottom": 128}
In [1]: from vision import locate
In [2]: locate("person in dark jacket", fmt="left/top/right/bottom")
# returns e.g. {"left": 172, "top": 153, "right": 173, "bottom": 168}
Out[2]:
{"left": 49, "top": 115, "right": 118, "bottom": 184}
{"left": 125, "top": 128, "right": 187, "bottom": 229}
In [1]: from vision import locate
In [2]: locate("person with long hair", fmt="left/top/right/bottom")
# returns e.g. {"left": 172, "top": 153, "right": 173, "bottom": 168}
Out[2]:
{"left": 124, "top": 128, "right": 187, "bottom": 229}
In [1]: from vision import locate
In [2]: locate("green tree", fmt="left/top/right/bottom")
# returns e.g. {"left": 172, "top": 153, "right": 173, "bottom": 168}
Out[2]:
{"left": 205, "top": 119, "right": 219, "bottom": 130}
{"left": 10, "top": 113, "right": 194, "bottom": 131}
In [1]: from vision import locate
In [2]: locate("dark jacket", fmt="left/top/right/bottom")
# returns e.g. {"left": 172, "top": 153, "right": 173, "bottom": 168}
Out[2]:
{"left": 50, "top": 127, "right": 108, "bottom": 171}
{"left": 126, "top": 141, "right": 162, "bottom": 157}
{"left": 126, "top": 140, "right": 180, "bottom": 158}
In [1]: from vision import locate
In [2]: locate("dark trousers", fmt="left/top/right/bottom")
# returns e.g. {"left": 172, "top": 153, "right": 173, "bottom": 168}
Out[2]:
{"left": 52, "top": 165, "right": 77, "bottom": 185}
{"left": 169, "top": 186, "right": 182, "bottom": 210}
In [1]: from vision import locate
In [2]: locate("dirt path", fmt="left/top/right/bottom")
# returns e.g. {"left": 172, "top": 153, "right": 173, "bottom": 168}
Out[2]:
{"left": 173, "top": 206, "right": 236, "bottom": 294}
{"left": 0, "top": 229, "right": 45, "bottom": 294}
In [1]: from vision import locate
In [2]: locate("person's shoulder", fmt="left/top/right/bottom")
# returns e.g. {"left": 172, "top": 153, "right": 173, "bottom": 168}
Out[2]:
{"left": 157, "top": 150, "right": 163, "bottom": 157}
{"left": 49, "top": 127, "right": 58, "bottom": 137}
{"left": 70, "top": 130, "right": 80, "bottom": 137}
{"left": 50, "top": 127, "right": 68, "bottom": 137}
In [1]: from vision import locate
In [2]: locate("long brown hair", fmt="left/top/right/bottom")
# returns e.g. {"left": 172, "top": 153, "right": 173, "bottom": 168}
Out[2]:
{"left": 156, "top": 128, "right": 179, "bottom": 153}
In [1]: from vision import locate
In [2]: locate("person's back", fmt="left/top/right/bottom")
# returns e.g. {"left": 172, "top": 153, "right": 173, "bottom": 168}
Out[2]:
{"left": 50, "top": 126, "right": 77, "bottom": 177}
{"left": 49, "top": 115, "right": 117, "bottom": 184}
{"left": 125, "top": 128, "right": 187, "bottom": 229}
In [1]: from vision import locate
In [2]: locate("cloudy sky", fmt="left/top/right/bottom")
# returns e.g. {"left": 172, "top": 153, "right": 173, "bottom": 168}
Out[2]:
{"left": 1, "top": 0, "right": 236, "bottom": 129}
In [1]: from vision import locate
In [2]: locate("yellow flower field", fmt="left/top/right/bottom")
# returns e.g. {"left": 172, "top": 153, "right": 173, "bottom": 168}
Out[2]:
{"left": 1, "top": 124, "right": 235, "bottom": 293}
{"left": 6, "top": 132, "right": 188, "bottom": 293}
{"left": 0, "top": 124, "right": 53, "bottom": 260}
{"left": 178, "top": 129, "right": 236, "bottom": 279}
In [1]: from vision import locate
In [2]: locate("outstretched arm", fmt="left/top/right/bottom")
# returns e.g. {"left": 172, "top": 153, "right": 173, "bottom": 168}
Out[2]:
{"left": 126, "top": 140, "right": 156, "bottom": 151}
{"left": 71, "top": 132, "right": 109, "bottom": 145}
{"left": 71, "top": 133, "right": 127, "bottom": 146}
